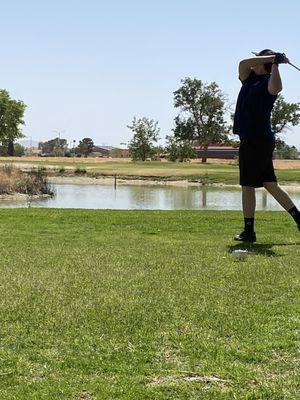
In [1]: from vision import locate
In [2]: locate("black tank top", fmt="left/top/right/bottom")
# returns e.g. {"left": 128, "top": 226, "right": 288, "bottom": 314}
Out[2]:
{"left": 233, "top": 71, "right": 277, "bottom": 140}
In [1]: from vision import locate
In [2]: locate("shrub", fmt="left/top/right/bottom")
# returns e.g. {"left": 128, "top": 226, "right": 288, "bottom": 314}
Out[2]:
{"left": 0, "top": 165, "right": 53, "bottom": 195}
{"left": 74, "top": 167, "right": 87, "bottom": 175}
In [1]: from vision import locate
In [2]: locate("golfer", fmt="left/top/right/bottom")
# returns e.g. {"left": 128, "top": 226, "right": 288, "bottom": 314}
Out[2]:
{"left": 233, "top": 49, "right": 300, "bottom": 242}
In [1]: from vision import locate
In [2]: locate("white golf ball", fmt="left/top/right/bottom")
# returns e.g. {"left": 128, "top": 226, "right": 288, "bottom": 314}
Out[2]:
{"left": 231, "top": 249, "right": 248, "bottom": 261}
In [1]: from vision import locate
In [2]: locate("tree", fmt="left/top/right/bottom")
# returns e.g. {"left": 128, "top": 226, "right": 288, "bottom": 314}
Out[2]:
{"left": 270, "top": 95, "right": 300, "bottom": 157}
{"left": 275, "top": 139, "right": 299, "bottom": 160}
{"left": 77, "top": 137, "right": 94, "bottom": 157}
{"left": 0, "top": 145, "right": 7, "bottom": 156}
{"left": 39, "top": 137, "right": 68, "bottom": 156}
{"left": 173, "top": 78, "right": 230, "bottom": 162}
{"left": 14, "top": 143, "right": 25, "bottom": 157}
{"left": 111, "top": 148, "right": 123, "bottom": 158}
{"left": 127, "top": 117, "right": 160, "bottom": 161}
{"left": 0, "top": 89, "right": 26, "bottom": 155}
{"left": 165, "top": 135, "right": 196, "bottom": 162}
{"left": 271, "top": 95, "right": 300, "bottom": 135}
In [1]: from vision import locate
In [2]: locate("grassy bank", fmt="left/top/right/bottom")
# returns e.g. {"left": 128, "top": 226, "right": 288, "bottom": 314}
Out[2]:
{"left": 1, "top": 158, "right": 300, "bottom": 185}
{"left": 0, "top": 209, "right": 299, "bottom": 399}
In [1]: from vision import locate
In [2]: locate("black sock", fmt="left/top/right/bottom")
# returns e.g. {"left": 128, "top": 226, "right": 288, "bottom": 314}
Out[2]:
{"left": 244, "top": 217, "right": 254, "bottom": 233}
{"left": 288, "top": 206, "right": 300, "bottom": 225}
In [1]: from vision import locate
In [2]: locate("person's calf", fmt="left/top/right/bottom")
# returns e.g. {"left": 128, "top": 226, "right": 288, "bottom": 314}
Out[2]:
{"left": 235, "top": 186, "right": 257, "bottom": 241}
{"left": 264, "top": 182, "right": 300, "bottom": 229}
{"left": 242, "top": 186, "right": 256, "bottom": 218}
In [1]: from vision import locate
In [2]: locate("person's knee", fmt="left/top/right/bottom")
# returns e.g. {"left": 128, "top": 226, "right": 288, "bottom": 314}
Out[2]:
{"left": 263, "top": 182, "right": 278, "bottom": 192}
{"left": 242, "top": 186, "right": 255, "bottom": 193}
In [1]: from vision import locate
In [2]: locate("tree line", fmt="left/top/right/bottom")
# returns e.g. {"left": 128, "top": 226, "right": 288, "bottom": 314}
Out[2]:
{"left": 1, "top": 78, "right": 300, "bottom": 161}
{"left": 38, "top": 137, "right": 96, "bottom": 157}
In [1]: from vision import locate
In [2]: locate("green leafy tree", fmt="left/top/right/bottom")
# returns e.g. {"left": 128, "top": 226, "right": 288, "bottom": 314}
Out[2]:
{"left": 165, "top": 135, "right": 196, "bottom": 162}
{"left": 14, "top": 143, "right": 25, "bottom": 157}
{"left": 271, "top": 95, "right": 300, "bottom": 135}
{"left": 39, "top": 137, "right": 68, "bottom": 156}
{"left": 275, "top": 139, "right": 299, "bottom": 160}
{"left": 111, "top": 148, "right": 123, "bottom": 158}
{"left": 173, "top": 78, "right": 230, "bottom": 162}
{"left": 127, "top": 117, "right": 160, "bottom": 161}
{"left": 271, "top": 96, "right": 300, "bottom": 155}
{"left": 0, "top": 145, "right": 7, "bottom": 156}
{"left": 0, "top": 89, "right": 26, "bottom": 155}
{"left": 77, "top": 137, "right": 94, "bottom": 157}
{"left": 152, "top": 145, "right": 164, "bottom": 159}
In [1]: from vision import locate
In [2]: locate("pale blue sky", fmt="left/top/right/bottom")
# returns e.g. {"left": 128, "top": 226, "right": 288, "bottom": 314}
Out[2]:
{"left": 1, "top": 0, "right": 300, "bottom": 147}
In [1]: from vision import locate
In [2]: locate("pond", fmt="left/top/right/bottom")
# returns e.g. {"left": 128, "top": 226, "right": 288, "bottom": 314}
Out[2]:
{"left": 1, "top": 183, "right": 300, "bottom": 210}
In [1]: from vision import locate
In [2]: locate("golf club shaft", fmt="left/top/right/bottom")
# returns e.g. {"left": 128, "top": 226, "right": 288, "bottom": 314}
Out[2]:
{"left": 288, "top": 62, "right": 300, "bottom": 72}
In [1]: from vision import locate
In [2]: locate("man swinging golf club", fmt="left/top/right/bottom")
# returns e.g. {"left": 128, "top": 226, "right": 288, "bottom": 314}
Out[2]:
{"left": 233, "top": 49, "right": 300, "bottom": 242}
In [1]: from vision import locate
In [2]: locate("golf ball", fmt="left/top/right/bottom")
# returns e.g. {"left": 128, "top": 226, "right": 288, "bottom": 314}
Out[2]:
{"left": 231, "top": 249, "right": 248, "bottom": 261}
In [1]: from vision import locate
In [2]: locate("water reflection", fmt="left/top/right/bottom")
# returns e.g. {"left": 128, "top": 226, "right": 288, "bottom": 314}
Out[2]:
{"left": 0, "top": 183, "right": 300, "bottom": 210}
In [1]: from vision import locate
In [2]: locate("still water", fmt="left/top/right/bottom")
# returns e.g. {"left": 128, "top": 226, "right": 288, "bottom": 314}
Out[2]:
{"left": 1, "top": 183, "right": 300, "bottom": 210}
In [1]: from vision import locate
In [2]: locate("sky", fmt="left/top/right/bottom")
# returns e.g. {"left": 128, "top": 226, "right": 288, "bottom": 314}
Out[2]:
{"left": 1, "top": 0, "right": 300, "bottom": 148}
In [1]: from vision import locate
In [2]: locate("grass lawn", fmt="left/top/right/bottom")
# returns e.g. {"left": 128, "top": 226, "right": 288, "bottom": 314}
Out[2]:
{"left": 0, "top": 209, "right": 299, "bottom": 399}
{"left": 1, "top": 158, "right": 300, "bottom": 185}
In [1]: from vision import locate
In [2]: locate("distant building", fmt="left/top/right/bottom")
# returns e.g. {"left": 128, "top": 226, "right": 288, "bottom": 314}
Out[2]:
{"left": 195, "top": 145, "right": 239, "bottom": 159}
{"left": 24, "top": 146, "right": 42, "bottom": 156}
{"left": 92, "top": 146, "right": 129, "bottom": 158}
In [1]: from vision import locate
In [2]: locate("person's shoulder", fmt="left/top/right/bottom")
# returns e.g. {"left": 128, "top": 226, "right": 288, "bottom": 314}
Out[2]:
{"left": 240, "top": 70, "right": 256, "bottom": 84}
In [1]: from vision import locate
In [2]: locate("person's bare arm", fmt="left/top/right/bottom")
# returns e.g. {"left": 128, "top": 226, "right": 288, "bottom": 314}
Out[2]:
{"left": 268, "top": 55, "right": 289, "bottom": 95}
{"left": 239, "top": 55, "right": 275, "bottom": 81}
{"left": 268, "top": 64, "right": 282, "bottom": 95}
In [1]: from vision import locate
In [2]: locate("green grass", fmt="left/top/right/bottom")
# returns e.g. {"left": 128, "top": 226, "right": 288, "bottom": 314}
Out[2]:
{"left": 2, "top": 159, "right": 300, "bottom": 185}
{"left": 0, "top": 209, "right": 299, "bottom": 399}
{"left": 276, "top": 169, "right": 300, "bottom": 183}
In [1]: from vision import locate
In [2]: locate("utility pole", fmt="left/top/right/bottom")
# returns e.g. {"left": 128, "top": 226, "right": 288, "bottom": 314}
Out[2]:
{"left": 73, "top": 139, "right": 76, "bottom": 162}
{"left": 53, "top": 129, "right": 66, "bottom": 156}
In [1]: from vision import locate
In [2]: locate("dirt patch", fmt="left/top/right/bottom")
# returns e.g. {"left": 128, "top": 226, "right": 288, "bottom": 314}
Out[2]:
{"left": 0, "top": 156, "right": 132, "bottom": 164}
{"left": 78, "top": 392, "right": 95, "bottom": 399}
{"left": 0, "top": 193, "right": 51, "bottom": 201}
{"left": 273, "top": 160, "right": 300, "bottom": 169}
{"left": 148, "top": 373, "right": 231, "bottom": 387}
{"left": 48, "top": 176, "right": 196, "bottom": 187}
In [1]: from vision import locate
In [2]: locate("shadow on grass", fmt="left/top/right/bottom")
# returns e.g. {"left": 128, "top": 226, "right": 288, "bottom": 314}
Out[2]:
{"left": 228, "top": 241, "right": 300, "bottom": 257}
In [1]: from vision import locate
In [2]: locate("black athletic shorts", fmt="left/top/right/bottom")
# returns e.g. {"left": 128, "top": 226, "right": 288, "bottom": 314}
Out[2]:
{"left": 239, "top": 138, "right": 277, "bottom": 188}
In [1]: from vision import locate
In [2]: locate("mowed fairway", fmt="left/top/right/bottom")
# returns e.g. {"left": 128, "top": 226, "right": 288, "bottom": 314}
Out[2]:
{"left": 0, "top": 209, "right": 299, "bottom": 399}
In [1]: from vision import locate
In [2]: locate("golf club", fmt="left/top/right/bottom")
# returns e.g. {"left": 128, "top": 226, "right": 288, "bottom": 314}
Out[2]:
{"left": 251, "top": 51, "right": 300, "bottom": 72}
{"left": 288, "top": 61, "right": 300, "bottom": 72}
